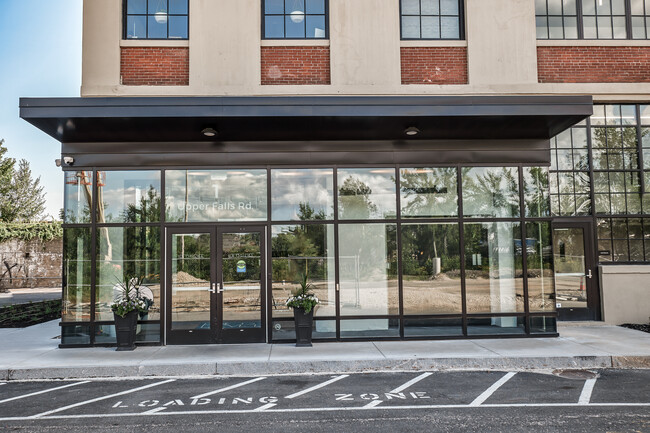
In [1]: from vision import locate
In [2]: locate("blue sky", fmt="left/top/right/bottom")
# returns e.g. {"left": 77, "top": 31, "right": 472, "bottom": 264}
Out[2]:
{"left": 0, "top": 0, "right": 82, "bottom": 219}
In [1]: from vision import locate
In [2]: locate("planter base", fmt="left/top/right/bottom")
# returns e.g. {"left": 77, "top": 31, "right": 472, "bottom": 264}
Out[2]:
{"left": 293, "top": 308, "right": 314, "bottom": 347}
{"left": 114, "top": 310, "right": 138, "bottom": 351}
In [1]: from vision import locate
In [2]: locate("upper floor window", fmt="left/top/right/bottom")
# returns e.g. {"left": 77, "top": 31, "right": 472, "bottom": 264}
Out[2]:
{"left": 124, "top": 0, "right": 189, "bottom": 40}
{"left": 536, "top": 0, "right": 650, "bottom": 39}
{"left": 263, "top": 0, "right": 328, "bottom": 39}
{"left": 400, "top": 0, "right": 463, "bottom": 40}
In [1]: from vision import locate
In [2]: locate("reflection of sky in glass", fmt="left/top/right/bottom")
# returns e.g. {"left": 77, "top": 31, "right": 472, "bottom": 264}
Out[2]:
{"left": 400, "top": 167, "right": 458, "bottom": 218}
{"left": 338, "top": 168, "right": 397, "bottom": 220}
{"left": 99, "top": 171, "right": 160, "bottom": 223}
{"left": 272, "top": 169, "right": 333, "bottom": 221}
{"left": 166, "top": 170, "right": 267, "bottom": 222}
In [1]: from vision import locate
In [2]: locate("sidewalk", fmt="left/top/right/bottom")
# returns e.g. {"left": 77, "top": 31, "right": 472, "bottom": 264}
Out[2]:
{"left": 1, "top": 320, "right": 649, "bottom": 380}
{"left": 0, "top": 288, "right": 61, "bottom": 307}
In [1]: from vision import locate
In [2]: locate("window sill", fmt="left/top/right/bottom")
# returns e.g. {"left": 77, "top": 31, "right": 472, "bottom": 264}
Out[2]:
{"left": 537, "top": 39, "right": 650, "bottom": 47}
{"left": 261, "top": 39, "right": 330, "bottom": 47}
{"left": 121, "top": 39, "right": 190, "bottom": 47}
{"left": 400, "top": 40, "right": 467, "bottom": 47}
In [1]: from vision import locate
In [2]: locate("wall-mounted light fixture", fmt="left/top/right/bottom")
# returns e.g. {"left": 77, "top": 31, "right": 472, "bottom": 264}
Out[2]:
{"left": 202, "top": 128, "right": 218, "bottom": 137}
{"left": 404, "top": 126, "right": 420, "bottom": 136}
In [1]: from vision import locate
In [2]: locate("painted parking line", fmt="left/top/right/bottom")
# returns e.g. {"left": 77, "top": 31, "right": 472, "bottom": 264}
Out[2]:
{"left": 469, "top": 372, "right": 517, "bottom": 407}
{"left": 284, "top": 375, "right": 349, "bottom": 399}
{"left": 2, "top": 401, "right": 650, "bottom": 422}
{"left": 389, "top": 372, "right": 433, "bottom": 394}
{"left": 0, "top": 381, "right": 91, "bottom": 405}
{"left": 191, "top": 377, "right": 267, "bottom": 400}
{"left": 578, "top": 378, "right": 597, "bottom": 405}
{"left": 28, "top": 379, "right": 176, "bottom": 419}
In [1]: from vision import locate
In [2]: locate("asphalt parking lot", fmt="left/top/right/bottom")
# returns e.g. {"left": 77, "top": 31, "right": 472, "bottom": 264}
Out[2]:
{"left": 0, "top": 370, "right": 649, "bottom": 432}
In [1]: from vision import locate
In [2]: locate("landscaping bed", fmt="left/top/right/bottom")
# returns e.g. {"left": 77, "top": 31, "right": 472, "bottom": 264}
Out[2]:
{"left": 620, "top": 323, "right": 650, "bottom": 334}
{"left": 0, "top": 299, "right": 61, "bottom": 327}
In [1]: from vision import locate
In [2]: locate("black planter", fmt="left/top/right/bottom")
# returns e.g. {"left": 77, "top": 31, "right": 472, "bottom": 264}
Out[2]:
{"left": 293, "top": 308, "right": 314, "bottom": 347}
{"left": 114, "top": 310, "right": 138, "bottom": 351}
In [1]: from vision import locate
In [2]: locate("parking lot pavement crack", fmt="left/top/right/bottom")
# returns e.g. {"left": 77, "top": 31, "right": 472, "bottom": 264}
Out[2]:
{"left": 371, "top": 342, "right": 387, "bottom": 359}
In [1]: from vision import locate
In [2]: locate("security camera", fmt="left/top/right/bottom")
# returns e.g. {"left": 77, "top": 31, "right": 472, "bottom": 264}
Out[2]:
{"left": 63, "top": 156, "right": 74, "bottom": 166}
{"left": 55, "top": 159, "right": 62, "bottom": 167}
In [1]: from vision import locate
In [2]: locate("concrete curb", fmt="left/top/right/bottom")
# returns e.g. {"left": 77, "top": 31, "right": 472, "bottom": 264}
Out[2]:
{"left": 2, "top": 356, "right": 649, "bottom": 380}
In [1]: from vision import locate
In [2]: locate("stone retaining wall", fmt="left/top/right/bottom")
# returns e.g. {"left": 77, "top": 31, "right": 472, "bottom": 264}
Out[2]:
{"left": 0, "top": 239, "right": 62, "bottom": 290}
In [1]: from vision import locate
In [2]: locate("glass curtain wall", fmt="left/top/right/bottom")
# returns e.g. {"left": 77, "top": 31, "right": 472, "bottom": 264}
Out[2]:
{"left": 61, "top": 164, "right": 555, "bottom": 346}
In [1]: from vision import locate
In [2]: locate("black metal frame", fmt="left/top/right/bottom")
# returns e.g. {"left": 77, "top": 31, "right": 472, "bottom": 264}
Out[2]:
{"left": 399, "top": 0, "right": 465, "bottom": 40}
{"left": 122, "top": 0, "right": 189, "bottom": 40}
{"left": 261, "top": 0, "right": 329, "bottom": 40}
{"left": 536, "top": 0, "right": 649, "bottom": 40}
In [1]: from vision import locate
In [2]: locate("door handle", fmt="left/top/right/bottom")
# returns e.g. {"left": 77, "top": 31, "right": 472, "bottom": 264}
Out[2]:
{"left": 586, "top": 269, "right": 592, "bottom": 279}
{"left": 216, "top": 282, "right": 223, "bottom": 294}
{"left": 209, "top": 283, "right": 216, "bottom": 294}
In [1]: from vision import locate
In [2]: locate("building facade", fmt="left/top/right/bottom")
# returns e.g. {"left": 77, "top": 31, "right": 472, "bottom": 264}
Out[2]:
{"left": 20, "top": 0, "right": 650, "bottom": 347}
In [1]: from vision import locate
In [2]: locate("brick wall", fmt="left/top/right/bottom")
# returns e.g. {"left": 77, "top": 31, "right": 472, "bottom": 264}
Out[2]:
{"left": 400, "top": 47, "right": 468, "bottom": 85}
{"left": 261, "top": 47, "right": 330, "bottom": 85}
{"left": 120, "top": 47, "right": 189, "bottom": 86}
{"left": 538, "top": 46, "right": 650, "bottom": 83}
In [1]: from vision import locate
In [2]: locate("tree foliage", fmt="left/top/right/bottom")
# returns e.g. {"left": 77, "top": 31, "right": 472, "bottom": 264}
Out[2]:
{"left": 0, "top": 139, "right": 16, "bottom": 222}
{"left": 0, "top": 140, "right": 46, "bottom": 223}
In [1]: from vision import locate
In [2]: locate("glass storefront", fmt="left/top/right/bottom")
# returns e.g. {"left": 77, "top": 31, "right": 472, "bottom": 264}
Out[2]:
{"left": 61, "top": 165, "right": 556, "bottom": 346}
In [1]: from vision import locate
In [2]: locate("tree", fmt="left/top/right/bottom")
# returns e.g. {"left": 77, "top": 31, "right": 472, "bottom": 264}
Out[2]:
{"left": 0, "top": 140, "right": 16, "bottom": 222}
{"left": 3, "top": 159, "right": 46, "bottom": 222}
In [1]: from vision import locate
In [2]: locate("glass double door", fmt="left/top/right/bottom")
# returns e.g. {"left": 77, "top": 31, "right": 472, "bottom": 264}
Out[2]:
{"left": 166, "top": 226, "right": 266, "bottom": 344}
{"left": 553, "top": 221, "right": 599, "bottom": 321}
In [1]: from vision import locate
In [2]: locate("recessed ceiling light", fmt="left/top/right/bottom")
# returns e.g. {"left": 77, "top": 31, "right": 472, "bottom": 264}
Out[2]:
{"left": 202, "top": 128, "right": 218, "bottom": 137}
{"left": 404, "top": 127, "right": 420, "bottom": 136}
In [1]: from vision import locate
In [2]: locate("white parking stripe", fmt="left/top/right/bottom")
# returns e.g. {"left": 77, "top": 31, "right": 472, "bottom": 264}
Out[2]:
{"left": 284, "top": 375, "right": 349, "bottom": 399}
{"left": 469, "top": 372, "right": 517, "bottom": 407}
{"left": 578, "top": 378, "right": 597, "bottom": 405}
{"left": 29, "top": 379, "right": 176, "bottom": 419}
{"left": 363, "top": 400, "right": 383, "bottom": 409}
{"left": 191, "top": 377, "right": 267, "bottom": 400}
{"left": 389, "top": 372, "right": 433, "bottom": 393}
{"left": 0, "top": 381, "right": 91, "bottom": 404}
{"left": 254, "top": 403, "right": 277, "bottom": 411}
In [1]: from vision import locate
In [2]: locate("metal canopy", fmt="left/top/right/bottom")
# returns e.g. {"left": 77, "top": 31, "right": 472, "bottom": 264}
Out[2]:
{"left": 20, "top": 95, "right": 593, "bottom": 143}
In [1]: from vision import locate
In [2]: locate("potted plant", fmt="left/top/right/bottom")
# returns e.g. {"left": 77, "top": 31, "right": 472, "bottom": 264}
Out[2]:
{"left": 111, "top": 276, "right": 153, "bottom": 351}
{"left": 285, "top": 274, "right": 320, "bottom": 347}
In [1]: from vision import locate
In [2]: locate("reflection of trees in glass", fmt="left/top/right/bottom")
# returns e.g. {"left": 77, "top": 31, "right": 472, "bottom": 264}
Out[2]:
{"left": 400, "top": 168, "right": 458, "bottom": 217}
{"left": 272, "top": 224, "right": 327, "bottom": 283}
{"left": 401, "top": 224, "right": 460, "bottom": 279}
{"left": 173, "top": 234, "right": 210, "bottom": 282}
{"left": 524, "top": 167, "right": 550, "bottom": 217}
{"left": 463, "top": 167, "right": 520, "bottom": 217}
{"left": 591, "top": 127, "right": 639, "bottom": 170}
{"left": 338, "top": 176, "right": 377, "bottom": 219}
{"left": 64, "top": 171, "right": 92, "bottom": 223}
{"left": 63, "top": 228, "right": 92, "bottom": 321}
{"left": 98, "top": 228, "right": 161, "bottom": 286}
{"left": 121, "top": 186, "right": 161, "bottom": 223}
{"left": 222, "top": 233, "right": 261, "bottom": 282}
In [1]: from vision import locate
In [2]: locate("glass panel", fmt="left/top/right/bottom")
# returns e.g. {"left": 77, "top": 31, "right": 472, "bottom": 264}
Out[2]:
{"left": 337, "top": 168, "right": 397, "bottom": 219}
{"left": 440, "top": 16, "right": 460, "bottom": 38}
{"left": 535, "top": 0, "right": 547, "bottom": 14}
{"left": 564, "top": 17, "right": 578, "bottom": 38}
{"left": 286, "top": 0, "right": 305, "bottom": 13}
{"left": 61, "top": 324, "right": 91, "bottom": 345}
{"left": 421, "top": 0, "right": 439, "bottom": 14}
{"left": 339, "top": 224, "right": 398, "bottom": 315}
{"left": 62, "top": 228, "right": 92, "bottom": 322}
{"left": 147, "top": 16, "right": 168, "bottom": 39}
{"left": 401, "top": 0, "right": 421, "bottom": 14}
{"left": 404, "top": 318, "right": 463, "bottom": 337}
{"left": 170, "top": 233, "right": 211, "bottom": 330}
{"left": 612, "top": 0, "right": 625, "bottom": 14}
{"left": 564, "top": 0, "right": 577, "bottom": 14}
{"left": 97, "top": 171, "right": 161, "bottom": 223}
{"left": 306, "top": 15, "right": 326, "bottom": 38}
{"left": 402, "top": 16, "right": 421, "bottom": 38}
{"left": 265, "top": 16, "right": 285, "bottom": 38}
{"left": 549, "top": 17, "right": 564, "bottom": 38}
{"left": 165, "top": 170, "right": 267, "bottom": 222}
{"left": 402, "top": 224, "right": 462, "bottom": 315}
{"left": 96, "top": 227, "right": 161, "bottom": 321}
{"left": 221, "top": 232, "right": 262, "bottom": 330}
{"left": 641, "top": 105, "right": 650, "bottom": 124}
{"left": 553, "top": 227, "right": 587, "bottom": 309}
{"left": 631, "top": 0, "right": 644, "bottom": 14}
{"left": 265, "top": 0, "right": 284, "bottom": 14}
{"left": 523, "top": 167, "right": 550, "bottom": 217}
{"left": 127, "top": 0, "right": 147, "bottom": 14}
{"left": 467, "top": 317, "right": 526, "bottom": 335}
{"left": 271, "top": 169, "right": 333, "bottom": 220}
{"left": 400, "top": 167, "right": 458, "bottom": 218}
{"left": 340, "top": 319, "right": 400, "bottom": 338}
{"left": 526, "top": 222, "right": 555, "bottom": 313}
{"left": 582, "top": 0, "right": 596, "bottom": 15}
{"left": 421, "top": 16, "right": 441, "bottom": 39}
{"left": 440, "top": 0, "right": 459, "bottom": 14}
{"left": 306, "top": 0, "right": 325, "bottom": 14}
{"left": 612, "top": 16, "right": 627, "bottom": 38}
{"left": 149, "top": 0, "right": 168, "bottom": 14}
{"left": 285, "top": 15, "right": 306, "bottom": 38}
{"left": 272, "top": 319, "right": 336, "bottom": 340}
{"left": 126, "top": 16, "right": 147, "bottom": 39}
{"left": 536, "top": 17, "right": 549, "bottom": 38}
{"left": 169, "top": 15, "right": 188, "bottom": 39}
{"left": 169, "top": 0, "right": 188, "bottom": 14}
{"left": 529, "top": 316, "right": 557, "bottom": 334}
{"left": 64, "top": 171, "right": 93, "bottom": 223}
{"left": 464, "top": 222, "right": 524, "bottom": 314}
{"left": 548, "top": 0, "right": 563, "bottom": 14}
{"left": 596, "top": 0, "right": 611, "bottom": 14}
{"left": 597, "top": 16, "right": 613, "bottom": 38}
{"left": 583, "top": 16, "right": 597, "bottom": 37}
{"left": 462, "top": 167, "right": 520, "bottom": 218}
{"left": 271, "top": 224, "right": 335, "bottom": 318}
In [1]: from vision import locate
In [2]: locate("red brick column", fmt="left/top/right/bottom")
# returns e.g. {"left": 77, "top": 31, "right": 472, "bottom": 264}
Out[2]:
{"left": 261, "top": 46, "right": 331, "bottom": 85}
{"left": 120, "top": 47, "right": 189, "bottom": 86}
{"left": 400, "top": 47, "right": 468, "bottom": 85}
{"left": 537, "top": 46, "right": 650, "bottom": 83}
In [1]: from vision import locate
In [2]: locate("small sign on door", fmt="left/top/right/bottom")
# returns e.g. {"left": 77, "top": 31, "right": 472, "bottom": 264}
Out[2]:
{"left": 236, "top": 260, "right": 246, "bottom": 273}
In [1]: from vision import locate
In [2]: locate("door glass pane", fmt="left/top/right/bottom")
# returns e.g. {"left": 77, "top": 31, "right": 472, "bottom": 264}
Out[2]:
{"left": 553, "top": 228, "right": 588, "bottom": 309}
{"left": 221, "top": 232, "right": 262, "bottom": 329}
{"left": 170, "top": 233, "right": 211, "bottom": 330}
